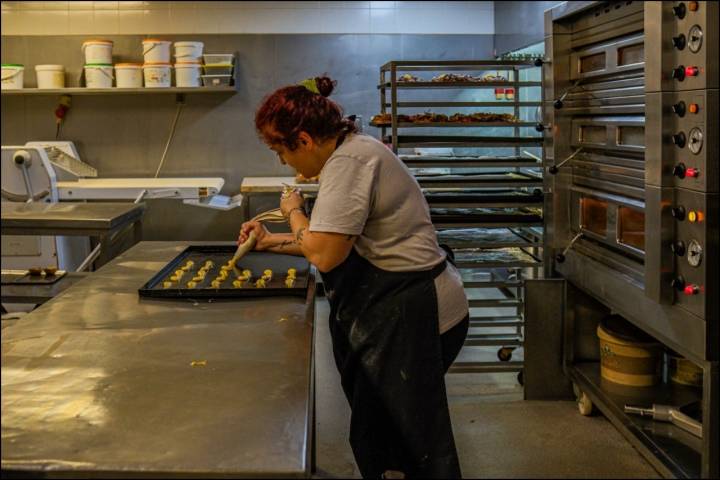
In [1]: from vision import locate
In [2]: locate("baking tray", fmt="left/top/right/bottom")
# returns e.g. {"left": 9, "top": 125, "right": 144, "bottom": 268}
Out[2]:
{"left": 1, "top": 269, "right": 67, "bottom": 285}
{"left": 138, "top": 246, "right": 310, "bottom": 299}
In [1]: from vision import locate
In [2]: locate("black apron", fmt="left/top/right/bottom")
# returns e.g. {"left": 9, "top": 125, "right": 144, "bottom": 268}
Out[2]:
{"left": 321, "top": 248, "right": 462, "bottom": 479}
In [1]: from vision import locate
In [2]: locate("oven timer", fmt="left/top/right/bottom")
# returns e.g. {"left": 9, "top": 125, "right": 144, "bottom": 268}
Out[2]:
{"left": 688, "top": 127, "right": 703, "bottom": 154}
{"left": 687, "top": 239, "right": 703, "bottom": 267}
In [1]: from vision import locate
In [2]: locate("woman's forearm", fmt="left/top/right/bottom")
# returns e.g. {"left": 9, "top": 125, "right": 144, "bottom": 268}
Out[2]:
{"left": 264, "top": 233, "right": 304, "bottom": 256}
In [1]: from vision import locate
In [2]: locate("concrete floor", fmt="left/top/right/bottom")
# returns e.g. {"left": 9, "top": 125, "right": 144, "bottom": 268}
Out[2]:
{"left": 312, "top": 297, "right": 661, "bottom": 479}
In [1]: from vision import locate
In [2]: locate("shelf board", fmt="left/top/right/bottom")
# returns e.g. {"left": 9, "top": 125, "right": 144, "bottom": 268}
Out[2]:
{"left": 569, "top": 362, "right": 702, "bottom": 479}
{"left": 381, "top": 59, "right": 543, "bottom": 71}
{"left": 388, "top": 101, "right": 542, "bottom": 108}
{"left": 378, "top": 81, "right": 542, "bottom": 89}
{"left": 1, "top": 87, "right": 237, "bottom": 96}
{"left": 404, "top": 156, "right": 541, "bottom": 168}
{"left": 370, "top": 121, "right": 537, "bottom": 128}
{"left": 385, "top": 135, "right": 543, "bottom": 148}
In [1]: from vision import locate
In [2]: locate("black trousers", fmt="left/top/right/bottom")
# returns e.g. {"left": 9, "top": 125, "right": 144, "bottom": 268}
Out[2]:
{"left": 441, "top": 314, "right": 470, "bottom": 373}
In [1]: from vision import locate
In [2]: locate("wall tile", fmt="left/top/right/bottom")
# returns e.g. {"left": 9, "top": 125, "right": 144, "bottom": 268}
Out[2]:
{"left": 43, "top": 1, "right": 69, "bottom": 10}
{"left": 369, "top": 7, "right": 396, "bottom": 34}
{"left": 26, "top": 9, "right": 68, "bottom": 35}
{"left": 1, "top": 10, "right": 20, "bottom": 35}
{"left": 93, "top": 9, "right": 119, "bottom": 34}
{"left": 144, "top": 8, "right": 172, "bottom": 34}
{"left": 2, "top": 2, "right": 20, "bottom": 10}
{"left": 118, "top": 1, "right": 147, "bottom": 10}
{"left": 369, "top": 1, "right": 395, "bottom": 8}
{"left": 170, "top": 1, "right": 195, "bottom": 8}
{"left": 321, "top": 8, "right": 370, "bottom": 34}
{"left": 191, "top": 8, "right": 222, "bottom": 34}
{"left": 145, "top": 0, "right": 170, "bottom": 9}
{"left": 18, "top": 1, "right": 42, "bottom": 10}
{"left": 93, "top": 1, "right": 118, "bottom": 10}
{"left": 168, "top": 6, "right": 196, "bottom": 34}
{"left": 118, "top": 9, "right": 145, "bottom": 34}
{"left": 67, "top": 10, "right": 95, "bottom": 34}
{"left": 68, "top": 1, "right": 94, "bottom": 10}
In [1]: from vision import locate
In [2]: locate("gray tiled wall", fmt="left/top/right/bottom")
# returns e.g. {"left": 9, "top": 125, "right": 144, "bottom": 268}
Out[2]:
{"left": 1, "top": 34, "right": 493, "bottom": 240}
{"left": 493, "top": 1, "right": 561, "bottom": 54}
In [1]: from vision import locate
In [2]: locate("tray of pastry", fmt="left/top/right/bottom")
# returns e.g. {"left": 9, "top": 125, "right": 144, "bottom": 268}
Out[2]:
{"left": 452, "top": 247, "right": 541, "bottom": 269}
{"left": 1, "top": 268, "right": 66, "bottom": 285}
{"left": 138, "top": 246, "right": 311, "bottom": 299}
{"left": 437, "top": 228, "right": 541, "bottom": 249}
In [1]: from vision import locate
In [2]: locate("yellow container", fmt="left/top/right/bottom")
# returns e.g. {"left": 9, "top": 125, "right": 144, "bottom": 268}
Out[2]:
{"left": 597, "top": 316, "right": 661, "bottom": 387}
{"left": 667, "top": 352, "right": 703, "bottom": 387}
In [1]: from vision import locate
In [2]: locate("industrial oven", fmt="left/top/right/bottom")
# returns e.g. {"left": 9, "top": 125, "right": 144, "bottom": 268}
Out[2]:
{"left": 542, "top": 1, "right": 717, "bottom": 477}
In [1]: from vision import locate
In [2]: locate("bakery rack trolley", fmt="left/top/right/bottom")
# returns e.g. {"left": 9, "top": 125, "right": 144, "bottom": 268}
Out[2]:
{"left": 373, "top": 59, "right": 545, "bottom": 383}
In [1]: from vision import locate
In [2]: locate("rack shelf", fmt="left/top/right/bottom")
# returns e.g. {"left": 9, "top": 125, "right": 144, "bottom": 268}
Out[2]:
{"left": 425, "top": 191, "right": 543, "bottom": 208}
{"left": 384, "top": 135, "right": 543, "bottom": 148}
{"left": 378, "top": 81, "right": 542, "bottom": 89}
{"left": 405, "top": 155, "right": 541, "bottom": 168}
{"left": 0, "top": 87, "right": 237, "bottom": 96}
{"left": 438, "top": 227, "right": 541, "bottom": 249}
{"left": 370, "top": 121, "right": 537, "bottom": 128}
{"left": 417, "top": 172, "right": 542, "bottom": 189}
{"left": 387, "top": 101, "right": 541, "bottom": 108}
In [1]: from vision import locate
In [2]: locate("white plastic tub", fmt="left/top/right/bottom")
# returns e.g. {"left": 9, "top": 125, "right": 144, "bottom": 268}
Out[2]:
{"left": 82, "top": 39, "right": 113, "bottom": 64}
{"left": 174, "top": 61, "right": 202, "bottom": 87}
{"left": 143, "top": 63, "right": 172, "bottom": 88}
{"left": 142, "top": 39, "right": 172, "bottom": 63}
{"left": 174, "top": 41, "right": 204, "bottom": 60}
{"left": 1, "top": 64, "right": 24, "bottom": 90}
{"left": 35, "top": 64, "right": 65, "bottom": 89}
{"left": 203, "top": 53, "right": 234, "bottom": 65}
{"left": 115, "top": 63, "right": 143, "bottom": 88}
{"left": 201, "top": 74, "right": 232, "bottom": 87}
{"left": 84, "top": 64, "right": 113, "bottom": 88}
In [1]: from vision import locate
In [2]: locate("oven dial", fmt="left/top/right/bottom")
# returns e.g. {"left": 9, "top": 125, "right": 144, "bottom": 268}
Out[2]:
{"left": 671, "top": 241, "right": 686, "bottom": 256}
{"left": 671, "top": 205, "right": 686, "bottom": 220}
{"left": 672, "top": 34, "right": 686, "bottom": 50}
{"left": 672, "top": 3, "right": 686, "bottom": 19}
{"left": 671, "top": 101, "right": 686, "bottom": 117}
{"left": 672, "top": 66, "right": 686, "bottom": 81}
{"left": 687, "top": 240, "right": 703, "bottom": 267}
{"left": 671, "top": 132, "right": 686, "bottom": 148}
{"left": 688, "top": 127, "right": 703, "bottom": 154}
{"left": 688, "top": 25, "right": 703, "bottom": 53}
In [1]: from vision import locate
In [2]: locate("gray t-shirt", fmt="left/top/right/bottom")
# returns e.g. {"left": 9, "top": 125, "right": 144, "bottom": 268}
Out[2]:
{"left": 309, "top": 134, "right": 468, "bottom": 333}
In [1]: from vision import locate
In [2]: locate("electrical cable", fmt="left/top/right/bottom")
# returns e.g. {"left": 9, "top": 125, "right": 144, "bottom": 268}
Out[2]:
{"left": 154, "top": 102, "right": 184, "bottom": 178}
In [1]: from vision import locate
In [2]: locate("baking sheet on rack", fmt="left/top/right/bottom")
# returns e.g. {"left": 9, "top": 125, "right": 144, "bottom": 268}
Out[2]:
{"left": 431, "top": 207, "right": 543, "bottom": 223}
{"left": 453, "top": 247, "right": 541, "bottom": 268}
{"left": 437, "top": 228, "right": 532, "bottom": 247}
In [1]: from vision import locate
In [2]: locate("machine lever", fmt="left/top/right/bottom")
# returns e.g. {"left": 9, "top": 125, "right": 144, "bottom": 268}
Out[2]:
{"left": 624, "top": 404, "right": 702, "bottom": 438}
{"left": 553, "top": 80, "right": 581, "bottom": 109}
{"left": 549, "top": 147, "right": 583, "bottom": 174}
{"left": 556, "top": 233, "right": 583, "bottom": 263}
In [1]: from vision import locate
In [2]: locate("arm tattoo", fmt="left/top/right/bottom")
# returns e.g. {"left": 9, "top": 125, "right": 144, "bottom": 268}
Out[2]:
{"left": 278, "top": 240, "right": 295, "bottom": 250}
{"left": 295, "top": 227, "right": 306, "bottom": 244}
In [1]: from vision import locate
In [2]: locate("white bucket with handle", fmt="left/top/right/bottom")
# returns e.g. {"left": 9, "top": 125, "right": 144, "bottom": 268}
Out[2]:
{"left": 143, "top": 62, "right": 172, "bottom": 88}
{"left": 174, "top": 41, "right": 204, "bottom": 60}
{"left": 35, "top": 64, "right": 65, "bottom": 89}
{"left": 174, "top": 61, "right": 202, "bottom": 87}
{"left": 84, "top": 64, "right": 114, "bottom": 88}
{"left": 82, "top": 39, "right": 113, "bottom": 64}
{"left": 115, "top": 63, "right": 143, "bottom": 88}
{"left": 142, "top": 39, "right": 172, "bottom": 63}
{"left": 1, "top": 64, "right": 24, "bottom": 89}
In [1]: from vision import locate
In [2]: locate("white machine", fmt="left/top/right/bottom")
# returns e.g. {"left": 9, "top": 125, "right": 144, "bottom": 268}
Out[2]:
{"left": 1, "top": 141, "right": 243, "bottom": 272}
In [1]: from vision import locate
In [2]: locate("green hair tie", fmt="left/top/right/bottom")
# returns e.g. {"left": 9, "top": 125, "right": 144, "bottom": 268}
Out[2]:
{"left": 299, "top": 77, "right": 320, "bottom": 95}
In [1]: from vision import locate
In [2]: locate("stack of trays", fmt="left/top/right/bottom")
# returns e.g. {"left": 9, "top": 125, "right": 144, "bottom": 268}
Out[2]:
{"left": 202, "top": 54, "right": 234, "bottom": 87}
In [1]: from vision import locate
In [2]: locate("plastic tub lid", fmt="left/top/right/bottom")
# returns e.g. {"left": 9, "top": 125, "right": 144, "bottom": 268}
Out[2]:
{"left": 143, "top": 62, "right": 173, "bottom": 67}
{"left": 201, "top": 74, "right": 232, "bottom": 78}
{"left": 84, "top": 63, "right": 113, "bottom": 67}
{"left": 143, "top": 38, "right": 172, "bottom": 43}
{"left": 204, "top": 63, "right": 233, "bottom": 67}
{"left": 115, "top": 63, "right": 143, "bottom": 68}
{"left": 2, "top": 64, "right": 24, "bottom": 68}
{"left": 35, "top": 64, "right": 65, "bottom": 70}
{"left": 175, "top": 59, "right": 202, "bottom": 64}
{"left": 83, "top": 39, "right": 113, "bottom": 45}
{"left": 174, "top": 41, "right": 204, "bottom": 46}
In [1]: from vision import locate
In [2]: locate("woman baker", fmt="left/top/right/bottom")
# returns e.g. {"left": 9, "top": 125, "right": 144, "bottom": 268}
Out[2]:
{"left": 238, "top": 76, "right": 469, "bottom": 479}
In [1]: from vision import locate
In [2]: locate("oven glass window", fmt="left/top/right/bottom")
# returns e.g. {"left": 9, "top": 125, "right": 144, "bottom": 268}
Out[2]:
{"left": 618, "top": 207, "right": 645, "bottom": 251}
{"left": 580, "top": 197, "right": 608, "bottom": 237}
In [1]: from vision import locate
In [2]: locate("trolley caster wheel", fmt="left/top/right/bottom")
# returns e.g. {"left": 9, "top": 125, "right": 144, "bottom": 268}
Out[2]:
{"left": 497, "top": 347, "right": 513, "bottom": 362}
{"left": 517, "top": 370, "right": 524, "bottom": 386}
{"left": 576, "top": 390, "right": 595, "bottom": 416}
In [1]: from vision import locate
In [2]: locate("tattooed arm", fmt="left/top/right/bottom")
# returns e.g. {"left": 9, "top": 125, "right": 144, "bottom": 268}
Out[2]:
{"left": 288, "top": 209, "right": 356, "bottom": 272}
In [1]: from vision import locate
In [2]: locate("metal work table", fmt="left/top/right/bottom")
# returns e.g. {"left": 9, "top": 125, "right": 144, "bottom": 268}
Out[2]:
{"left": 1, "top": 241, "right": 316, "bottom": 478}
{"left": 1, "top": 202, "right": 146, "bottom": 270}
{"left": 1, "top": 271, "right": 88, "bottom": 306}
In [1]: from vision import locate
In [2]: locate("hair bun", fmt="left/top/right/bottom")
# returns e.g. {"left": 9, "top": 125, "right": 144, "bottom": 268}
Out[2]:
{"left": 315, "top": 76, "right": 336, "bottom": 97}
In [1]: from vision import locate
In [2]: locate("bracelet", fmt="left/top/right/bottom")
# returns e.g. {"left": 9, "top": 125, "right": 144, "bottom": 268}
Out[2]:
{"left": 285, "top": 207, "right": 306, "bottom": 220}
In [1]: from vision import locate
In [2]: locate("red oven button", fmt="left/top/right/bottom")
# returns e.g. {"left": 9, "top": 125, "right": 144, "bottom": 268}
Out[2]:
{"left": 686, "top": 167, "right": 700, "bottom": 178}
{"left": 688, "top": 103, "right": 699, "bottom": 114}
{"left": 685, "top": 66, "right": 699, "bottom": 77}
{"left": 684, "top": 284, "right": 700, "bottom": 296}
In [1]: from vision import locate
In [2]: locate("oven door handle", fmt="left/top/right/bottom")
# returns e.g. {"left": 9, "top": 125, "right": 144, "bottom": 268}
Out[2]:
{"left": 556, "top": 232, "right": 584, "bottom": 264}
{"left": 549, "top": 147, "right": 584, "bottom": 174}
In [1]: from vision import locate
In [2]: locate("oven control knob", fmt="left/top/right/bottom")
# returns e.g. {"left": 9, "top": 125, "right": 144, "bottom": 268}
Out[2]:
{"left": 671, "top": 206, "right": 686, "bottom": 220}
{"left": 686, "top": 167, "right": 700, "bottom": 178}
{"left": 671, "top": 276, "right": 686, "bottom": 291}
{"left": 672, "top": 66, "right": 686, "bottom": 81}
{"left": 672, "top": 34, "right": 686, "bottom": 50}
{"left": 673, "top": 3, "right": 686, "bottom": 18}
{"left": 685, "top": 66, "right": 699, "bottom": 77}
{"left": 671, "top": 132, "right": 686, "bottom": 148}
{"left": 688, "top": 25, "right": 703, "bottom": 53}
{"left": 683, "top": 284, "right": 700, "bottom": 296}
{"left": 673, "top": 163, "right": 687, "bottom": 178}
{"left": 688, "top": 103, "right": 699, "bottom": 114}
{"left": 671, "top": 101, "right": 686, "bottom": 117}
{"left": 671, "top": 241, "right": 686, "bottom": 256}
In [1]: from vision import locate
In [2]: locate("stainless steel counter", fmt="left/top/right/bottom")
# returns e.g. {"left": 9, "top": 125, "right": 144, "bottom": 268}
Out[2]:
{"left": 1, "top": 241, "right": 316, "bottom": 478}
{"left": 0, "top": 202, "right": 145, "bottom": 236}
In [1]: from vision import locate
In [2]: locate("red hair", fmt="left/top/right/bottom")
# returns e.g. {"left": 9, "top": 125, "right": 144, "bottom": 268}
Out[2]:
{"left": 255, "top": 76, "right": 357, "bottom": 150}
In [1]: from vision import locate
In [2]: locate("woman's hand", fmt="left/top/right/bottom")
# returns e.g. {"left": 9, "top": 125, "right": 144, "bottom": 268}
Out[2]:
{"left": 238, "top": 221, "right": 272, "bottom": 251}
{"left": 280, "top": 189, "right": 306, "bottom": 219}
